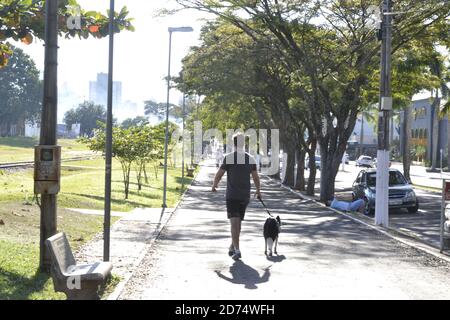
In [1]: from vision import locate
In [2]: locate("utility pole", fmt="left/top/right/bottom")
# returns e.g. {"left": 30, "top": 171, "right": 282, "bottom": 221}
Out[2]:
{"left": 375, "top": 0, "right": 393, "bottom": 227}
{"left": 359, "top": 113, "right": 365, "bottom": 157}
{"left": 162, "top": 30, "right": 173, "bottom": 209}
{"left": 182, "top": 94, "right": 186, "bottom": 191}
{"left": 103, "top": 0, "right": 115, "bottom": 262}
{"left": 39, "top": 0, "right": 59, "bottom": 272}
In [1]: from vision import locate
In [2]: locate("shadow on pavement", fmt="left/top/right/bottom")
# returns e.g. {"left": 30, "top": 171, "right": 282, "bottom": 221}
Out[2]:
{"left": 266, "top": 254, "right": 286, "bottom": 263}
{"left": 214, "top": 261, "right": 271, "bottom": 289}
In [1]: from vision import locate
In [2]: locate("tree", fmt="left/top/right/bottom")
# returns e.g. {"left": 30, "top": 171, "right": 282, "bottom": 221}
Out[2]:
{"left": 0, "top": 45, "right": 42, "bottom": 136}
{"left": 121, "top": 116, "right": 149, "bottom": 129}
{"left": 64, "top": 101, "right": 106, "bottom": 137}
{"left": 0, "top": 0, "right": 134, "bottom": 67}
{"left": 173, "top": 0, "right": 450, "bottom": 201}
{"left": 144, "top": 100, "right": 183, "bottom": 120}
{"left": 81, "top": 126, "right": 139, "bottom": 199}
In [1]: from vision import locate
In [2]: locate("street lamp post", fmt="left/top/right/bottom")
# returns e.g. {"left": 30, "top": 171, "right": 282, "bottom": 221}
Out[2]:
{"left": 182, "top": 94, "right": 186, "bottom": 191}
{"left": 162, "top": 27, "right": 193, "bottom": 208}
{"left": 103, "top": 0, "right": 115, "bottom": 262}
{"left": 375, "top": 0, "right": 393, "bottom": 227}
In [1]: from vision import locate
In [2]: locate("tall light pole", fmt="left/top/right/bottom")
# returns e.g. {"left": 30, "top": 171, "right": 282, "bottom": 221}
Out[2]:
{"left": 103, "top": 0, "right": 115, "bottom": 262}
{"left": 162, "top": 26, "right": 193, "bottom": 208}
{"left": 182, "top": 94, "right": 186, "bottom": 191}
{"left": 375, "top": 0, "right": 393, "bottom": 227}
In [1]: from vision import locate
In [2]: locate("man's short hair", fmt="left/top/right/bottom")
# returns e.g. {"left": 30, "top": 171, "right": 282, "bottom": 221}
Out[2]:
{"left": 233, "top": 133, "right": 245, "bottom": 149}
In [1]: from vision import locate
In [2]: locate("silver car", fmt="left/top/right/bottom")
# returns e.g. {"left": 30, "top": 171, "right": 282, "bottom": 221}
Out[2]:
{"left": 356, "top": 155, "right": 373, "bottom": 168}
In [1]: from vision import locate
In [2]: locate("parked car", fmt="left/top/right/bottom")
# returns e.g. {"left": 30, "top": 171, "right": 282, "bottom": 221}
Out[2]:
{"left": 305, "top": 156, "right": 321, "bottom": 170}
{"left": 356, "top": 155, "right": 373, "bottom": 168}
{"left": 352, "top": 168, "right": 419, "bottom": 215}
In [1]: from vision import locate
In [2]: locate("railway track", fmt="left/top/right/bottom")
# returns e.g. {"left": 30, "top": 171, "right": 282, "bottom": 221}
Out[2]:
{"left": 0, "top": 155, "right": 99, "bottom": 170}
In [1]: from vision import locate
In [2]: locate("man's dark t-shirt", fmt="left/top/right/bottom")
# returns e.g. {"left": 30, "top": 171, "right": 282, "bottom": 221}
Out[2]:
{"left": 220, "top": 151, "right": 257, "bottom": 201}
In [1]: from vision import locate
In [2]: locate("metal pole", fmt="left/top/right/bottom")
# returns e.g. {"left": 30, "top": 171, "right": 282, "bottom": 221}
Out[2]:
{"left": 162, "top": 31, "right": 173, "bottom": 208}
{"left": 182, "top": 94, "right": 186, "bottom": 191}
{"left": 375, "top": 0, "right": 392, "bottom": 227}
{"left": 103, "top": 0, "right": 115, "bottom": 262}
{"left": 39, "top": 0, "right": 58, "bottom": 273}
{"left": 360, "top": 113, "right": 364, "bottom": 157}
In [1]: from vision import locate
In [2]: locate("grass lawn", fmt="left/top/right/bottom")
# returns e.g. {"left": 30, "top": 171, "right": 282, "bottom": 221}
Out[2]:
{"left": 0, "top": 137, "right": 92, "bottom": 163}
{"left": 1, "top": 157, "right": 193, "bottom": 212}
{"left": 0, "top": 149, "right": 195, "bottom": 299}
{"left": 0, "top": 203, "right": 120, "bottom": 300}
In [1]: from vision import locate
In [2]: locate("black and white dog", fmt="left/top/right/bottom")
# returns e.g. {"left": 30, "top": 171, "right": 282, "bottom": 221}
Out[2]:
{"left": 263, "top": 216, "right": 281, "bottom": 257}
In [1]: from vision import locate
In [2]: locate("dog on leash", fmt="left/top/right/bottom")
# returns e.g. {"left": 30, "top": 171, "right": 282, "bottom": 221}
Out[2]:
{"left": 264, "top": 216, "right": 281, "bottom": 257}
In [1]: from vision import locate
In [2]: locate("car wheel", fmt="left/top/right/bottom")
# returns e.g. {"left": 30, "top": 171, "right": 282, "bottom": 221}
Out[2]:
{"left": 407, "top": 199, "right": 419, "bottom": 213}
{"left": 364, "top": 199, "right": 374, "bottom": 216}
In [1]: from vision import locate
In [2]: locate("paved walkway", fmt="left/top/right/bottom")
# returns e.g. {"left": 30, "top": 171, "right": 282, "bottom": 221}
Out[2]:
{"left": 75, "top": 207, "right": 174, "bottom": 288}
{"left": 119, "top": 163, "right": 450, "bottom": 300}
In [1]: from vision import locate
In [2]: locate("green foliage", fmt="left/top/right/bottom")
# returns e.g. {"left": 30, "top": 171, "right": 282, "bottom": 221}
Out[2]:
{"left": 121, "top": 116, "right": 149, "bottom": 129}
{"left": 81, "top": 122, "right": 178, "bottom": 198}
{"left": 0, "top": 45, "right": 42, "bottom": 135}
{"left": 144, "top": 100, "right": 183, "bottom": 120}
{"left": 0, "top": 0, "right": 135, "bottom": 67}
{"left": 174, "top": 0, "right": 450, "bottom": 200}
{"left": 63, "top": 101, "right": 106, "bottom": 137}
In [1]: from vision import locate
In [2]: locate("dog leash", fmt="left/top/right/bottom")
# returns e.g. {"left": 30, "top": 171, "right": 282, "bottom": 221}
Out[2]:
{"left": 258, "top": 198, "right": 274, "bottom": 217}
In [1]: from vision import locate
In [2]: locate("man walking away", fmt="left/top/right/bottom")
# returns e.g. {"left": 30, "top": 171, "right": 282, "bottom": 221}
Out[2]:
{"left": 212, "top": 133, "right": 261, "bottom": 260}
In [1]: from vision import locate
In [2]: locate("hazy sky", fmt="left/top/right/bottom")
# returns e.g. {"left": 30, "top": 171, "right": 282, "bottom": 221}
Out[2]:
{"left": 13, "top": 0, "right": 211, "bottom": 121}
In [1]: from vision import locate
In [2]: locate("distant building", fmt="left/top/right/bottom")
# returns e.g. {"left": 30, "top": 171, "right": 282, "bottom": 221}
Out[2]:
{"left": 400, "top": 97, "right": 448, "bottom": 163}
{"left": 89, "top": 73, "right": 122, "bottom": 107}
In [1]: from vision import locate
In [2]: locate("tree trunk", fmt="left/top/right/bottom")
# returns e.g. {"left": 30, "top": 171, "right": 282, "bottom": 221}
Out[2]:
{"left": 319, "top": 140, "right": 344, "bottom": 202}
{"left": 306, "top": 139, "right": 317, "bottom": 196}
{"left": 295, "top": 149, "right": 306, "bottom": 191}
{"left": 282, "top": 144, "right": 296, "bottom": 187}
{"left": 402, "top": 105, "right": 412, "bottom": 182}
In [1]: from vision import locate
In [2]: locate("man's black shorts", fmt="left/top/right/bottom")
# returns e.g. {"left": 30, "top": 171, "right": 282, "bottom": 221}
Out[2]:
{"left": 226, "top": 199, "right": 249, "bottom": 220}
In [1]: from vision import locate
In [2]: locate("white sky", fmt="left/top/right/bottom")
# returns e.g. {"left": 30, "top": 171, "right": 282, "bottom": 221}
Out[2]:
{"left": 13, "top": 0, "right": 211, "bottom": 122}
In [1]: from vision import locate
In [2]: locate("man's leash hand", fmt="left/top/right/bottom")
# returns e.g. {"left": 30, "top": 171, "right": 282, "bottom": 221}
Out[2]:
{"left": 255, "top": 190, "right": 262, "bottom": 200}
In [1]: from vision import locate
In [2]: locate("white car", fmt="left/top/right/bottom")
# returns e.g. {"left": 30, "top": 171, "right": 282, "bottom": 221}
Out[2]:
{"left": 356, "top": 156, "right": 373, "bottom": 168}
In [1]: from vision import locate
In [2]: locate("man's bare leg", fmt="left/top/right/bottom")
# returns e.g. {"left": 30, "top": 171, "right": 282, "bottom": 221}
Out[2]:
{"left": 230, "top": 217, "right": 241, "bottom": 251}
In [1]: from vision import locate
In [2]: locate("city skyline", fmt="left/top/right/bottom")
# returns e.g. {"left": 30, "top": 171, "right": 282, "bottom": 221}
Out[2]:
{"left": 12, "top": 0, "right": 209, "bottom": 122}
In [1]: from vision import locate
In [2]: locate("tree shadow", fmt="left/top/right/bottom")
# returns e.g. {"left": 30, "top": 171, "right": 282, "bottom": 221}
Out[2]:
{"left": 214, "top": 261, "right": 271, "bottom": 290}
{"left": 0, "top": 267, "right": 58, "bottom": 300}
{"left": 67, "top": 193, "right": 148, "bottom": 208}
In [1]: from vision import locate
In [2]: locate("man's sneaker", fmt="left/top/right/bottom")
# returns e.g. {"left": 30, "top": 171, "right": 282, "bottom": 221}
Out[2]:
{"left": 228, "top": 246, "right": 235, "bottom": 257}
{"left": 232, "top": 250, "right": 241, "bottom": 260}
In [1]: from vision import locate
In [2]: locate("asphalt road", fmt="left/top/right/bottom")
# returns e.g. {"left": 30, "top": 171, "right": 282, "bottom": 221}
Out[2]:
{"left": 307, "top": 162, "right": 442, "bottom": 247}
{"left": 120, "top": 162, "right": 450, "bottom": 300}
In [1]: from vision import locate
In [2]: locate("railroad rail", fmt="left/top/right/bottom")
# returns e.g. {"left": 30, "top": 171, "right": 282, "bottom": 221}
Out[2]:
{"left": 0, "top": 155, "right": 99, "bottom": 170}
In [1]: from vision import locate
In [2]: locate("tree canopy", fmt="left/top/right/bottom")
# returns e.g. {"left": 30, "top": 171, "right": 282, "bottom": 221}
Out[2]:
{"left": 0, "top": 0, "right": 134, "bottom": 67}
{"left": 174, "top": 0, "right": 450, "bottom": 201}
{"left": 63, "top": 101, "right": 106, "bottom": 137}
{"left": 0, "top": 45, "right": 42, "bottom": 136}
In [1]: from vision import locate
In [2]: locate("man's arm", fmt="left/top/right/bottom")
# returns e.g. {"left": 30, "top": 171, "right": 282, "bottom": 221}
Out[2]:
{"left": 212, "top": 168, "right": 226, "bottom": 192}
{"left": 251, "top": 170, "right": 261, "bottom": 199}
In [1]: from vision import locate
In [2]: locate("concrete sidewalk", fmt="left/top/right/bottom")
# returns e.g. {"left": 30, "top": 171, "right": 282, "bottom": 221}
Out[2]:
{"left": 118, "top": 163, "right": 450, "bottom": 300}
{"left": 74, "top": 207, "right": 174, "bottom": 298}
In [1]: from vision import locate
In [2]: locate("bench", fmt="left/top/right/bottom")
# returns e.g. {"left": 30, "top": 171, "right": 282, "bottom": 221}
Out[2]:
{"left": 187, "top": 168, "right": 195, "bottom": 177}
{"left": 46, "top": 232, "right": 113, "bottom": 300}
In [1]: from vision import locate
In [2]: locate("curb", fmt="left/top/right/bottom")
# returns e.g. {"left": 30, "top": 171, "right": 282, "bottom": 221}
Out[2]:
{"left": 413, "top": 184, "right": 441, "bottom": 193}
{"left": 266, "top": 176, "right": 450, "bottom": 264}
{"left": 106, "top": 167, "right": 201, "bottom": 300}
